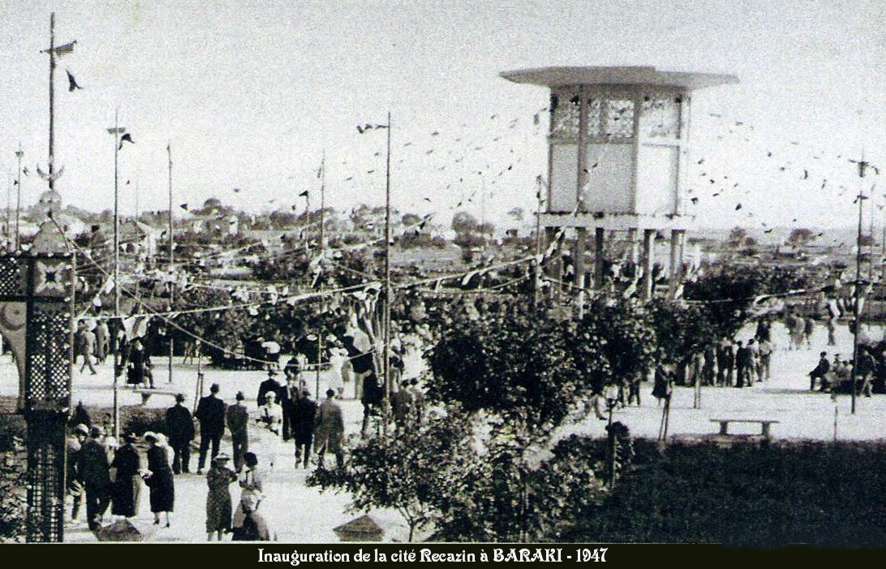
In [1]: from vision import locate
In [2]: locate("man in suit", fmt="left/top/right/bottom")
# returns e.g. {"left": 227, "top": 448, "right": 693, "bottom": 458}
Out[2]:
{"left": 735, "top": 341, "right": 749, "bottom": 388}
{"left": 314, "top": 389, "right": 345, "bottom": 469}
{"left": 809, "top": 351, "right": 830, "bottom": 391}
{"left": 165, "top": 393, "right": 195, "bottom": 474}
{"left": 195, "top": 381, "right": 226, "bottom": 474}
{"left": 226, "top": 391, "right": 250, "bottom": 471}
{"left": 257, "top": 370, "right": 283, "bottom": 407}
{"left": 293, "top": 390, "right": 317, "bottom": 469}
{"left": 77, "top": 425, "right": 112, "bottom": 530}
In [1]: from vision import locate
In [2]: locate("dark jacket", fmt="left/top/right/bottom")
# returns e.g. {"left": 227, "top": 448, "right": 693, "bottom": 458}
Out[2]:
{"left": 294, "top": 397, "right": 318, "bottom": 444}
{"left": 78, "top": 438, "right": 111, "bottom": 487}
{"left": 226, "top": 404, "right": 250, "bottom": 439}
{"left": 165, "top": 404, "right": 195, "bottom": 445}
{"left": 195, "top": 395, "right": 226, "bottom": 436}
{"left": 257, "top": 378, "right": 283, "bottom": 407}
{"left": 811, "top": 357, "right": 830, "bottom": 378}
{"left": 718, "top": 345, "right": 735, "bottom": 368}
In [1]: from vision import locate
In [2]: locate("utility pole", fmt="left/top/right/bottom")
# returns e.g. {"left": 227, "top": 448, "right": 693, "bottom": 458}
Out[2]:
{"left": 319, "top": 151, "right": 326, "bottom": 254}
{"left": 167, "top": 143, "right": 174, "bottom": 383}
{"left": 533, "top": 176, "right": 543, "bottom": 306}
{"left": 48, "top": 14, "right": 56, "bottom": 195}
{"left": 107, "top": 110, "right": 126, "bottom": 439}
{"left": 5, "top": 176, "right": 10, "bottom": 244}
{"left": 383, "top": 111, "right": 392, "bottom": 436}
{"left": 851, "top": 155, "right": 870, "bottom": 416}
{"left": 14, "top": 144, "right": 23, "bottom": 249}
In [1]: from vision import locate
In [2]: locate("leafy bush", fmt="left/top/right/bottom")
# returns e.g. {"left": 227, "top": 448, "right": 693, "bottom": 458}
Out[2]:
{"left": 567, "top": 440, "right": 886, "bottom": 547}
{"left": 121, "top": 407, "right": 167, "bottom": 436}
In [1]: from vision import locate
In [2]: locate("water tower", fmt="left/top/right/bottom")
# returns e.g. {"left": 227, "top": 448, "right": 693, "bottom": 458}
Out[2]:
{"left": 501, "top": 66, "right": 738, "bottom": 297}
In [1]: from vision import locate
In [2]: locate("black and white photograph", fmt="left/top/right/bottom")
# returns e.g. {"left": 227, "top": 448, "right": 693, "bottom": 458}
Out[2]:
{"left": 0, "top": 0, "right": 885, "bottom": 554}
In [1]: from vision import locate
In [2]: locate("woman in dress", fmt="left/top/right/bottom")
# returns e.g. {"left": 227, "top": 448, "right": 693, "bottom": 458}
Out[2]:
{"left": 256, "top": 391, "right": 284, "bottom": 469}
{"left": 110, "top": 433, "right": 142, "bottom": 519}
{"left": 144, "top": 432, "right": 175, "bottom": 527}
{"left": 205, "top": 453, "right": 238, "bottom": 541}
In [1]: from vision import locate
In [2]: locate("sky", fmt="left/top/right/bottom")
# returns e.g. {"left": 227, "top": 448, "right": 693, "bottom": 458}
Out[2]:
{"left": 0, "top": 0, "right": 884, "bottom": 235}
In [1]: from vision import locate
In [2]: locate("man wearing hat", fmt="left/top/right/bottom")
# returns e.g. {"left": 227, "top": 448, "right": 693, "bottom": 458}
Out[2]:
{"left": 257, "top": 369, "right": 283, "bottom": 407}
{"left": 226, "top": 391, "right": 250, "bottom": 471}
{"left": 195, "top": 382, "right": 227, "bottom": 474}
{"left": 314, "top": 389, "right": 345, "bottom": 469}
{"left": 67, "top": 424, "right": 89, "bottom": 521}
{"left": 77, "top": 425, "right": 112, "bottom": 530}
{"left": 165, "top": 393, "right": 196, "bottom": 474}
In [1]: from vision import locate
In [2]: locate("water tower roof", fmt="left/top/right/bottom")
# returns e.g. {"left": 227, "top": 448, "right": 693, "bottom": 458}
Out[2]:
{"left": 500, "top": 66, "right": 738, "bottom": 90}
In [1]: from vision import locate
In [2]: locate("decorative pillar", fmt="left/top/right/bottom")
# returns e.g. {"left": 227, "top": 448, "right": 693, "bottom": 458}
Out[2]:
{"left": 594, "top": 227, "right": 606, "bottom": 290}
{"left": 642, "top": 229, "right": 655, "bottom": 299}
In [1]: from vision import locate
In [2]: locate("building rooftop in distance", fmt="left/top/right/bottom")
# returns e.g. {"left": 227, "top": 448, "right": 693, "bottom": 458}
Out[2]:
{"left": 500, "top": 65, "right": 738, "bottom": 90}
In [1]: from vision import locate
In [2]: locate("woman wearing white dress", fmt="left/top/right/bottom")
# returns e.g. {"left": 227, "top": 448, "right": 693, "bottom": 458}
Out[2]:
{"left": 326, "top": 342, "right": 348, "bottom": 398}
{"left": 255, "top": 392, "right": 284, "bottom": 470}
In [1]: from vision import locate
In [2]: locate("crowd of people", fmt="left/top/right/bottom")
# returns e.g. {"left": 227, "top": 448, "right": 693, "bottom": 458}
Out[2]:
{"left": 66, "top": 424, "right": 175, "bottom": 531}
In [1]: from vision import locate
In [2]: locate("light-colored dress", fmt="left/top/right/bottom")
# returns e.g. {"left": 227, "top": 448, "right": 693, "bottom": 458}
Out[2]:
{"left": 233, "top": 467, "right": 264, "bottom": 529}
{"left": 256, "top": 402, "right": 284, "bottom": 467}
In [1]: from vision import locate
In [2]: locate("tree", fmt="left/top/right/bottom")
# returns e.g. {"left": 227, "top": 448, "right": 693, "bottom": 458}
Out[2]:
{"left": 508, "top": 207, "right": 525, "bottom": 222}
{"left": 306, "top": 408, "right": 474, "bottom": 542}
{"left": 787, "top": 228, "right": 814, "bottom": 247}
{"left": 451, "top": 211, "right": 479, "bottom": 235}
{"left": 728, "top": 227, "right": 749, "bottom": 248}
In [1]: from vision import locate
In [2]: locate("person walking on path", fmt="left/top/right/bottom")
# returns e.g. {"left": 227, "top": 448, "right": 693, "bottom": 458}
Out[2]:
{"left": 205, "top": 453, "right": 238, "bottom": 541}
{"left": 757, "top": 338, "right": 773, "bottom": 381}
{"left": 196, "top": 382, "right": 227, "bottom": 474}
{"left": 165, "top": 393, "right": 195, "bottom": 475}
{"left": 256, "top": 391, "right": 284, "bottom": 470}
{"left": 257, "top": 370, "right": 283, "bottom": 407}
{"left": 78, "top": 425, "right": 112, "bottom": 530}
{"left": 314, "top": 389, "right": 345, "bottom": 469}
{"left": 95, "top": 319, "right": 110, "bottom": 364}
{"left": 294, "top": 390, "right": 317, "bottom": 469}
{"left": 78, "top": 325, "right": 98, "bottom": 375}
{"left": 804, "top": 317, "right": 816, "bottom": 349}
{"left": 827, "top": 318, "right": 837, "bottom": 346}
{"left": 735, "top": 341, "right": 750, "bottom": 388}
{"left": 144, "top": 432, "right": 175, "bottom": 527}
{"left": 717, "top": 338, "right": 734, "bottom": 387}
{"left": 67, "top": 423, "right": 89, "bottom": 521}
{"left": 110, "top": 433, "right": 143, "bottom": 520}
{"left": 226, "top": 391, "right": 250, "bottom": 472}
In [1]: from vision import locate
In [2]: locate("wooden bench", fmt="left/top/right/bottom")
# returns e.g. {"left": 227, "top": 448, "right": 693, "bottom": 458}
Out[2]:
{"left": 132, "top": 388, "right": 179, "bottom": 405}
{"left": 710, "top": 418, "right": 780, "bottom": 439}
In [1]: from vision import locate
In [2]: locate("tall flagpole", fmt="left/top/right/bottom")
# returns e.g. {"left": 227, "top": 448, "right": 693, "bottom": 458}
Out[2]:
{"left": 319, "top": 151, "right": 326, "bottom": 254}
{"left": 48, "top": 13, "right": 56, "bottom": 194}
{"left": 17, "top": 143, "right": 25, "bottom": 249}
{"left": 167, "top": 143, "right": 174, "bottom": 384}
{"left": 851, "top": 153, "right": 869, "bottom": 416}
{"left": 383, "top": 111, "right": 392, "bottom": 436}
{"left": 107, "top": 109, "right": 125, "bottom": 439}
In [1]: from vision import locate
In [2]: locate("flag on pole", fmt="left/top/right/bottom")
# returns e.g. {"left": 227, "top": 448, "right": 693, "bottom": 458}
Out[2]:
{"left": 50, "top": 40, "right": 77, "bottom": 57}
{"left": 356, "top": 123, "right": 389, "bottom": 134}
{"left": 118, "top": 133, "right": 134, "bottom": 150}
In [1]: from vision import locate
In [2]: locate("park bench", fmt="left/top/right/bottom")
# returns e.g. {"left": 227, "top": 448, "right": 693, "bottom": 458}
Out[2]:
{"left": 710, "top": 418, "right": 780, "bottom": 439}
{"left": 132, "top": 388, "right": 179, "bottom": 406}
